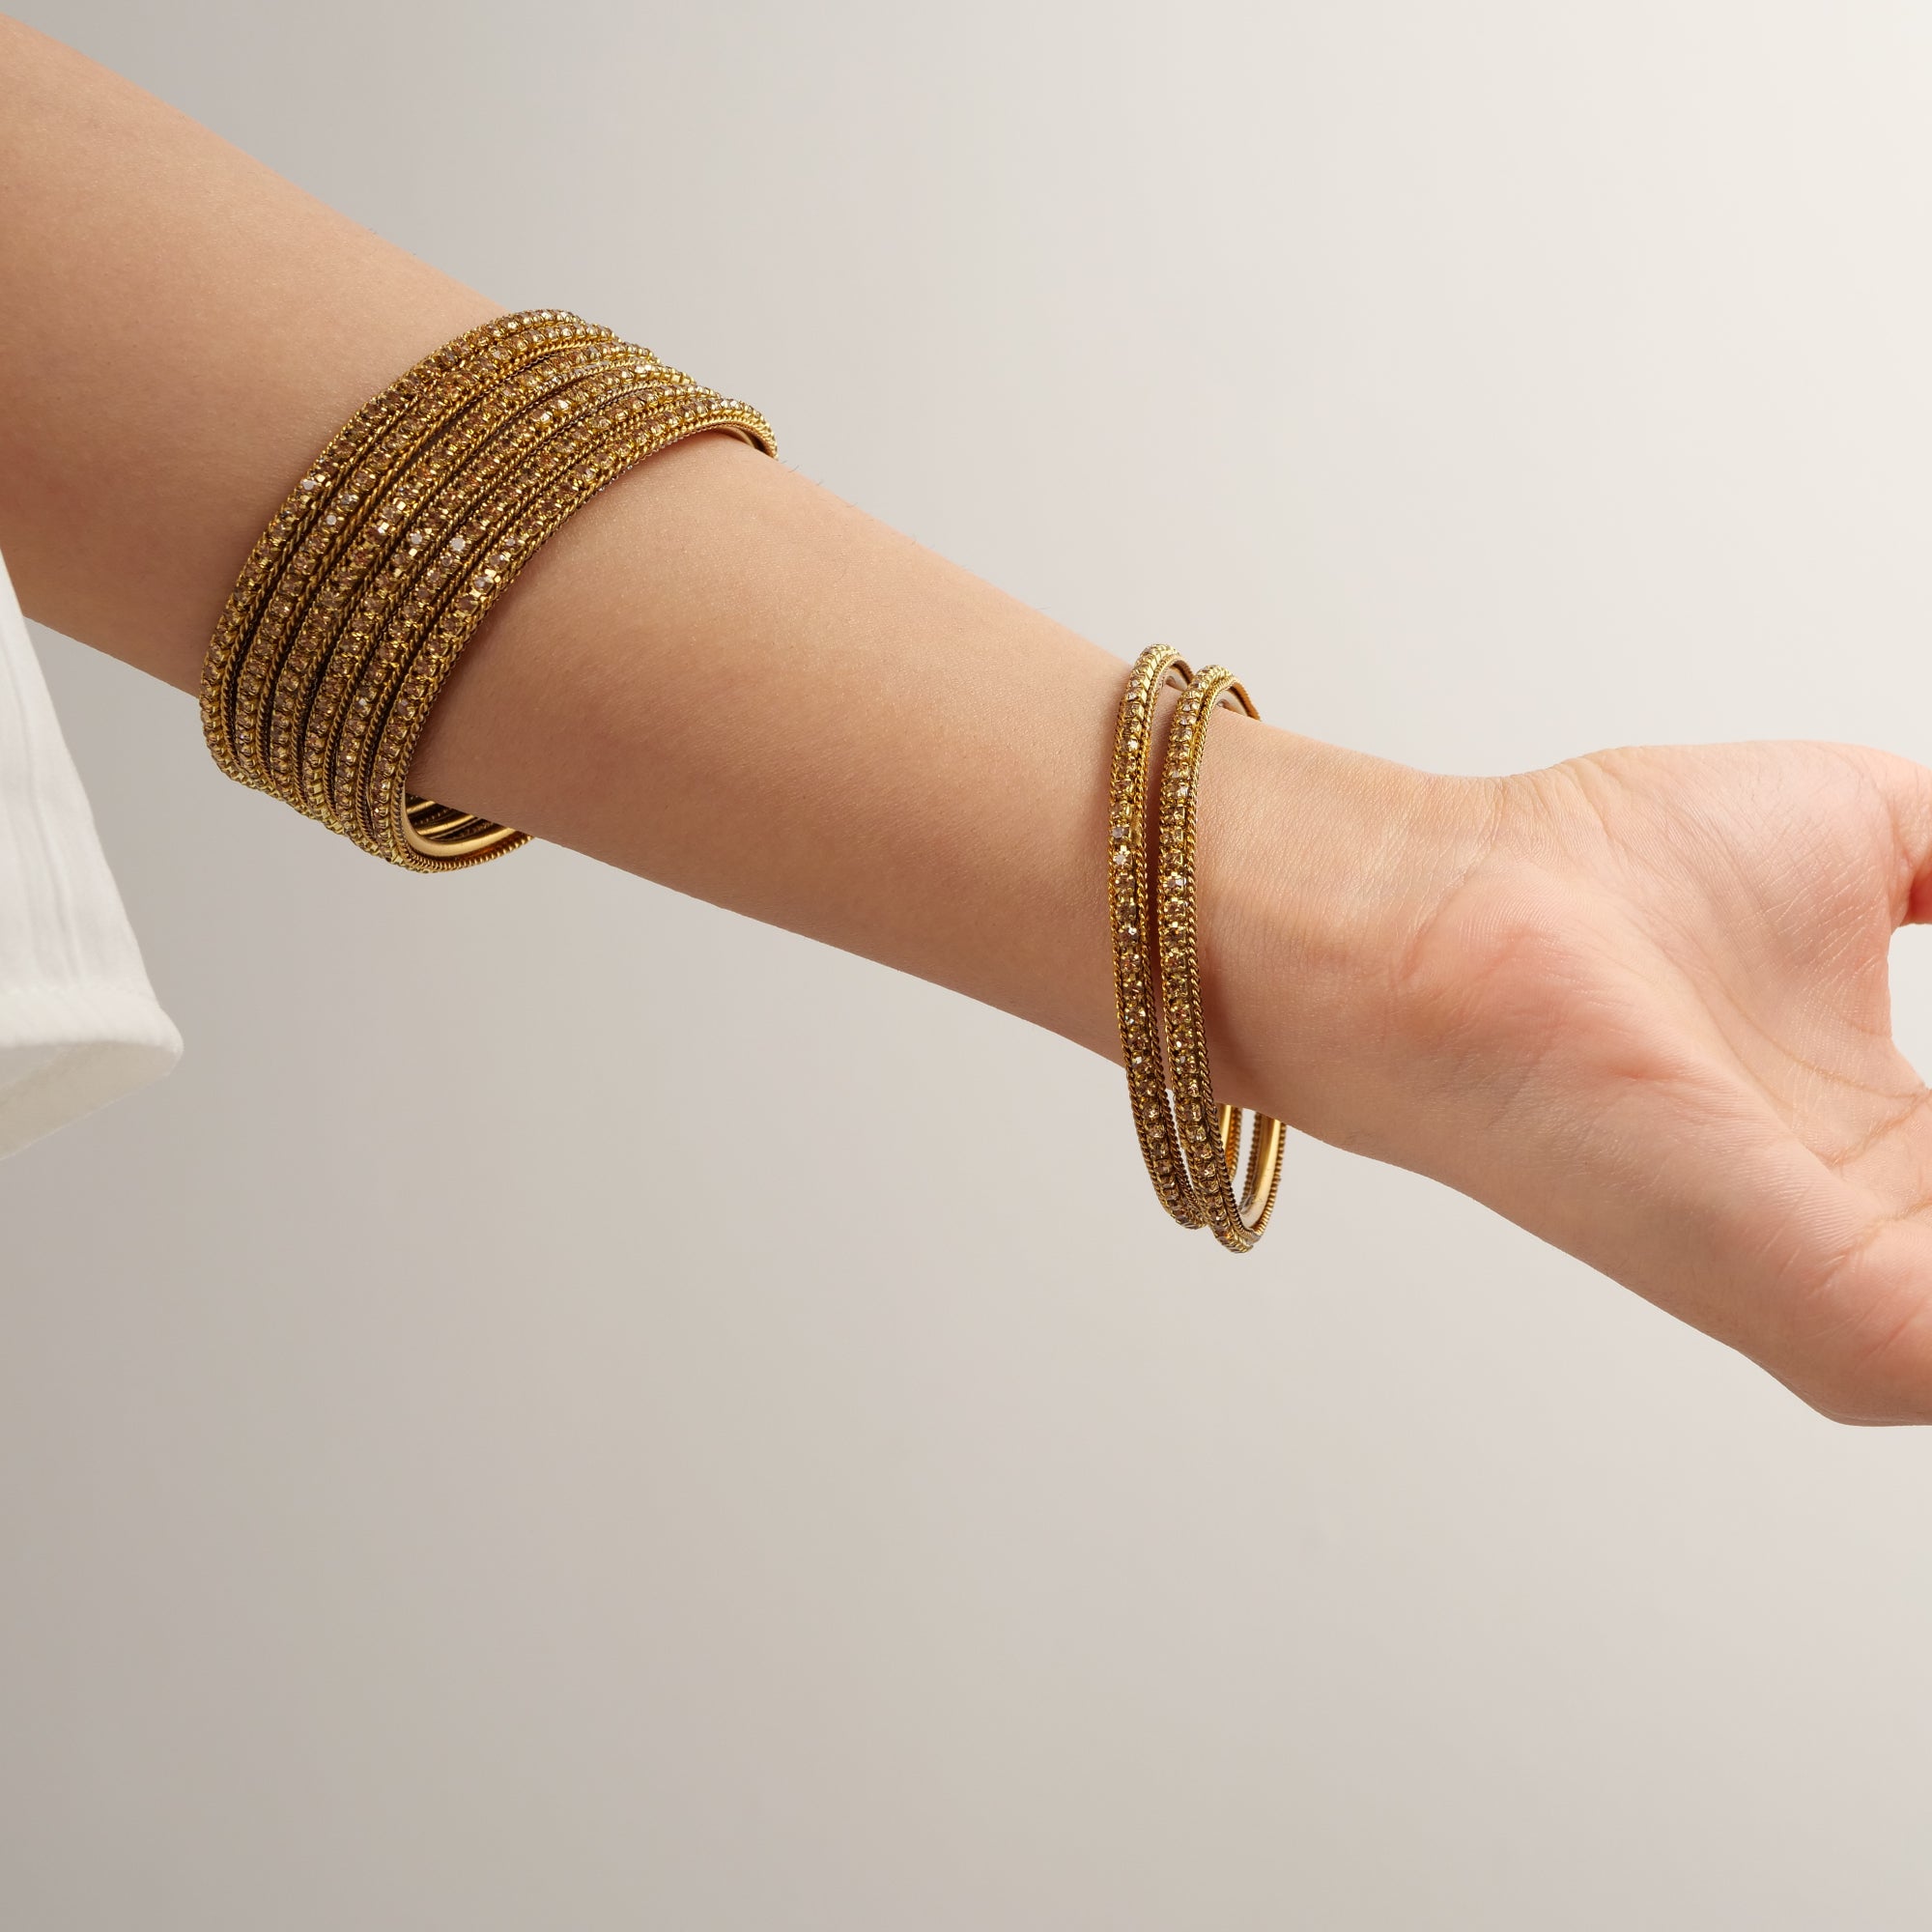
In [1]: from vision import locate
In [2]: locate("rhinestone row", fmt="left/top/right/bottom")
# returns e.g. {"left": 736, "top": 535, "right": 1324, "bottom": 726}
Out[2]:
{"left": 1106, "top": 644, "right": 1207, "bottom": 1227}
{"left": 199, "top": 308, "right": 778, "bottom": 872}
{"left": 1151, "top": 662, "right": 1285, "bottom": 1252}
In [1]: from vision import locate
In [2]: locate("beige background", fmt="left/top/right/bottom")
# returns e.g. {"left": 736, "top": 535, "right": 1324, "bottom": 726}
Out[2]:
{"left": 8, "top": 1, "right": 1932, "bottom": 1925}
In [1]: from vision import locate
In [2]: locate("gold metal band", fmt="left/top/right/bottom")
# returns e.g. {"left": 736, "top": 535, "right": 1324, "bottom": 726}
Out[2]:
{"left": 199, "top": 308, "right": 777, "bottom": 871}
{"left": 1151, "top": 661, "right": 1285, "bottom": 1252}
{"left": 1108, "top": 645, "right": 1208, "bottom": 1228}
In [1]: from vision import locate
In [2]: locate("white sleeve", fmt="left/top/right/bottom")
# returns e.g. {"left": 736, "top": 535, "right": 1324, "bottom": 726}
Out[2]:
{"left": 0, "top": 543, "right": 182, "bottom": 1159}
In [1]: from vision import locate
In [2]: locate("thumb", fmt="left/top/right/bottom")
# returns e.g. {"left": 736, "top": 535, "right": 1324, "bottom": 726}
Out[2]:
{"left": 1833, "top": 744, "right": 1932, "bottom": 928}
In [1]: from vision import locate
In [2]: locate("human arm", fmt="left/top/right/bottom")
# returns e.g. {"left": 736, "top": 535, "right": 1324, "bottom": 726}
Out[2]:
{"left": 8, "top": 14, "right": 1932, "bottom": 1423}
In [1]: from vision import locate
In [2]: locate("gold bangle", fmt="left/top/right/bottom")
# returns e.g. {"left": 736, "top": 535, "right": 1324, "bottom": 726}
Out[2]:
{"left": 319, "top": 355, "right": 697, "bottom": 854}
{"left": 1153, "top": 664, "right": 1285, "bottom": 1252}
{"left": 204, "top": 309, "right": 619, "bottom": 791}
{"left": 200, "top": 309, "right": 777, "bottom": 871}
{"left": 1108, "top": 645, "right": 1208, "bottom": 1228}
{"left": 355, "top": 389, "right": 765, "bottom": 867}
{"left": 262, "top": 336, "right": 658, "bottom": 823}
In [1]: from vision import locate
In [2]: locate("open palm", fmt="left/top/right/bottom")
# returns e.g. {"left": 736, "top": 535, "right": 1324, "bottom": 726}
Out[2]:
{"left": 1370, "top": 740, "right": 1932, "bottom": 1422}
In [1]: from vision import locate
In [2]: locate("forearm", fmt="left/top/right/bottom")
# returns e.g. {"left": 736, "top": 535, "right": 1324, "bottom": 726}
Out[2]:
{"left": 0, "top": 14, "right": 1453, "bottom": 1126}
{"left": 405, "top": 431, "right": 1450, "bottom": 1109}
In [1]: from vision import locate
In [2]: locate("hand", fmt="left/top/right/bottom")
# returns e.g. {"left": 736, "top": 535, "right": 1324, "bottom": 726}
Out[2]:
{"left": 1241, "top": 735, "right": 1932, "bottom": 1422}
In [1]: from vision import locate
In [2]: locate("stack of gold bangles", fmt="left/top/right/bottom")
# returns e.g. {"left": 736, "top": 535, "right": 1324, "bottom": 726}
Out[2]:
{"left": 1109, "top": 646, "right": 1284, "bottom": 1253}
{"left": 200, "top": 308, "right": 776, "bottom": 871}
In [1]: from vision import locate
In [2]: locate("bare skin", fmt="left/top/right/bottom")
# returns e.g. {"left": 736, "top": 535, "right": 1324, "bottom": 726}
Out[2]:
{"left": 5, "top": 15, "right": 1932, "bottom": 1421}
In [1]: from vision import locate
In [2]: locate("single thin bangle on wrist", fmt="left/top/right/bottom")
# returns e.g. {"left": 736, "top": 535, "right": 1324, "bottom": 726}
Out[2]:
{"left": 1156, "top": 665, "right": 1286, "bottom": 1251}
{"left": 1108, "top": 644, "right": 1208, "bottom": 1228}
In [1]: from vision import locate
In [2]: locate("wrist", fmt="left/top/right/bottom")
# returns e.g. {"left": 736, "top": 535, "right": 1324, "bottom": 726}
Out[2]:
{"left": 1196, "top": 708, "right": 1498, "bottom": 1153}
